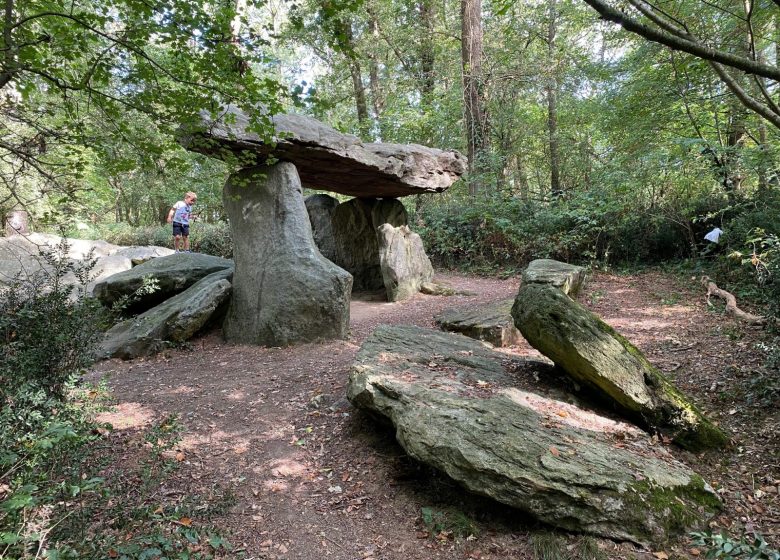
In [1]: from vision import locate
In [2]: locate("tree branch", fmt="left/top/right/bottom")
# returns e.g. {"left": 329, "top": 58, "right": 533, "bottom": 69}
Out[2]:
{"left": 582, "top": 0, "right": 780, "bottom": 81}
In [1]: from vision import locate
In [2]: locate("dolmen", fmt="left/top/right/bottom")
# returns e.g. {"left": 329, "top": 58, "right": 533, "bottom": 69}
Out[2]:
{"left": 181, "top": 107, "right": 465, "bottom": 346}
{"left": 348, "top": 258, "right": 727, "bottom": 545}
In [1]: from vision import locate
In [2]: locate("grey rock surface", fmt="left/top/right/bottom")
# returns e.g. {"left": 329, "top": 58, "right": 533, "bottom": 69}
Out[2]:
{"left": 521, "top": 258, "right": 586, "bottom": 297}
{"left": 435, "top": 298, "right": 521, "bottom": 346}
{"left": 305, "top": 194, "right": 340, "bottom": 263}
{"left": 182, "top": 107, "right": 466, "bottom": 198}
{"left": 222, "top": 162, "right": 352, "bottom": 345}
{"left": 0, "top": 233, "right": 173, "bottom": 298}
{"left": 99, "top": 269, "right": 233, "bottom": 360}
{"left": 377, "top": 224, "right": 433, "bottom": 301}
{"left": 92, "top": 252, "right": 233, "bottom": 309}
{"left": 512, "top": 282, "right": 729, "bottom": 451}
{"left": 347, "top": 325, "right": 721, "bottom": 545}
{"left": 329, "top": 198, "right": 407, "bottom": 291}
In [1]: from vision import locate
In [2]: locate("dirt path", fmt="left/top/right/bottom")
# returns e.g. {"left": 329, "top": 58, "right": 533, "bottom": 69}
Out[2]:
{"left": 89, "top": 270, "right": 780, "bottom": 560}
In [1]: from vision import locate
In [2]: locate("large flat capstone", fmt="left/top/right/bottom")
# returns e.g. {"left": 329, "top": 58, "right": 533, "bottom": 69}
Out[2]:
{"left": 347, "top": 325, "right": 720, "bottom": 545}
{"left": 181, "top": 107, "right": 466, "bottom": 198}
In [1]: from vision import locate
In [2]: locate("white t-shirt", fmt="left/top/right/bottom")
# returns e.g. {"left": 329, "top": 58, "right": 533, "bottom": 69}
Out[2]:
{"left": 172, "top": 201, "right": 193, "bottom": 225}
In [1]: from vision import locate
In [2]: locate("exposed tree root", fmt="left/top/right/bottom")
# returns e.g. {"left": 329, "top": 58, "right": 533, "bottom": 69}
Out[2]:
{"left": 700, "top": 276, "right": 765, "bottom": 326}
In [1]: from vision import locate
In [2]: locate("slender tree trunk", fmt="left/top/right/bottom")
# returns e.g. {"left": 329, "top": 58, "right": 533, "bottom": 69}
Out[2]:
{"left": 419, "top": 0, "right": 436, "bottom": 109}
{"left": 367, "top": 9, "right": 386, "bottom": 140}
{"left": 461, "top": 0, "right": 489, "bottom": 195}
{"left": 546, "top": 0, "right": 561, "bottom": 198}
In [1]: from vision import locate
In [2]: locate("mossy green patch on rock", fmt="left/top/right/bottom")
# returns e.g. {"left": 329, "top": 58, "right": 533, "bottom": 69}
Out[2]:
{"left": 512, "top": 283, "right": 728, "bottom": 451}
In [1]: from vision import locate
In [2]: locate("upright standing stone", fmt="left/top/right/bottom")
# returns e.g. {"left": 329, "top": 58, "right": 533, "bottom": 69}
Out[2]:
{"left": 330, "top": 198, "right": 408, "bottom": 291}
{"left": 305, "top": 194, "right": 340, "bottom": 263}
{"left": 223, "top": 163, "right": 353, "bottom": 345}
{"left": 377, "top": 224, "right": 434, "bottom": 301}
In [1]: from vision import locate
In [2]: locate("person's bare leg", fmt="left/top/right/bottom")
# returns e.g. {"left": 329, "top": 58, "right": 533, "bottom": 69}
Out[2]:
{"left": 183, "top": 235, "right": 190, "bottom": 251}
{"left": 174, "top": 234, "right": 182, "bottom": 251}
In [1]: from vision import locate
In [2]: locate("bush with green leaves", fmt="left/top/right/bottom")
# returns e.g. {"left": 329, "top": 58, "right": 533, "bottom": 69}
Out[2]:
{"left": 0, "top": 242, "right": 105, "bottom": 401}
{"left": 691, "top": 531, "right": 780, "bottom": 560}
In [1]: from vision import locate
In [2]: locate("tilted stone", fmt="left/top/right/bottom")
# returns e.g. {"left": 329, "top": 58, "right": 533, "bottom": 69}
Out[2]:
{"left": 377, "top": 224, "right": 433, "bottom": 302}
{"left": 99, "top": 269, "right": 233, "bottom": 360}
{"left": 435, "top": 298, "right": 521, "bottom": 346}
{"left": 347, "top": 325, "right": 720, "bottom": 545}
{"left": 222, "top": 162, "right": 352, "bottom": 345}
{"left": 92, "top": 252, "right": 233, "bottom": 309}
{"left": 181, "top": 107, "right": 466, "bottom": 198}
{"left": 512, "top": 283, "right": 728, "bottom": 451}
{"left": 521, "top": 258, "right": 586, "bottom": 297}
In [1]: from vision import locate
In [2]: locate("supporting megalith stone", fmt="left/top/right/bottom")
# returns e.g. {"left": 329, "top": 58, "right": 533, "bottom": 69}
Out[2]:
{"left": 223, "top": 163, "right": 352, "bottom": 346}
{"left": 305, "top": 194, "right": 340, "bottom": 263}
{"left": 377, "top": 224, "right": 433, "bottom": 302}
{"left": 512, "top": 282, "right": 728, "bottom": 451}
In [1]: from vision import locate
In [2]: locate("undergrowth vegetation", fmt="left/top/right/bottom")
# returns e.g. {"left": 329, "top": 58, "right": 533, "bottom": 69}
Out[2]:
{"left": 0, "top": 244, "right": 233, "bottom": 559}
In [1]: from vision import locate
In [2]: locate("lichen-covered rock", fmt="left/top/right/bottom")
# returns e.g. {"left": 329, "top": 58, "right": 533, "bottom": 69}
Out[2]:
{"left": 377, "top": 224, "right": 433, "bottom": 302}
{"left": 348, "top": 325, "right": 721, "bottom": 545}
{"left": 435, "top": 298, "right": 521, "bottom": 346}
{"left": 512, "top": 282, "right": 728, "bottom": 451}
{"left": 222, "top": 162, "right": 352, "bottom": 346}
{"left": 99, "top": 269, "right": 233, "bottom": 360}
{"left": 92, "top": 252, "right": 233, "bottom": 309}
{"left": 521, "top": 259, "right": 586, "bottom": 297}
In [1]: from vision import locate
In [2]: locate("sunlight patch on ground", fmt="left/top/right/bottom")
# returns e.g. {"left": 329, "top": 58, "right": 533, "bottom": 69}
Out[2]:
{"left": 95, "top": 402, "right": 156, "bottom": 430}
{"left": 503, "top": 388, "right": 644, "bottom": 435}
{"left": 167, "top": 384, "right": 195, "bottom": 395}
{"left": 225, "top": 389, "right": 247, "bottom": 400}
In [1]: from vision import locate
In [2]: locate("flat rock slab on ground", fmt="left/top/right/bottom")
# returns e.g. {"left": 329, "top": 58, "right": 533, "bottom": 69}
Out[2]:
{"left": 182, "top": 107, "right": 466, "bottom": 198}
{"left": 512, "top": 282, "right": 729, "bottom": 451}
{"left": 434, "top": 298, "right": 521, "bottom": 346}
{"left": 347, "top": 325, "right": 721, "bottom": 545}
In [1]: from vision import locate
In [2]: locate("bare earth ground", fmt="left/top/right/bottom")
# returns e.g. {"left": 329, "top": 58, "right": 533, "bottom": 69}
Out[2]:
{"left": 88, "top": 270, "right": 780, "bottom": 560}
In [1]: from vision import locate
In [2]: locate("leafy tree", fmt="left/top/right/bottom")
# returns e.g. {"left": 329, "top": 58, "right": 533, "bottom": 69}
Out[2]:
{"left": 1, "top": 0, "right": 284, "bottom": 221}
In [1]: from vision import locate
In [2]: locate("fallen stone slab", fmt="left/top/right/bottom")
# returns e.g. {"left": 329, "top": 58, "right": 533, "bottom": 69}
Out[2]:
{"left": 182, "top": 107, "right": 466, "bottom": 198}
{"left": 435, "top": 298, "right": 521, "bottom": 346}
{"left": 420, "top": 281, "right": 476, "bottom": 296}
{"left": 99, "top": 269, "right": 233, "bottom": 360}
{"left": 92, "top": 253, "right": 233, "bottom": 309}
{"left": 521, "top": 258, "right": 586, "bottom": 297}
{"left": 347, "top": 325, "right": 720, "bottom": 545}
{"left": 222, "top": 162, "right": 352, "bottom": 345}
{"left": 512, "top": 282, "right": 729, "bottom": 451}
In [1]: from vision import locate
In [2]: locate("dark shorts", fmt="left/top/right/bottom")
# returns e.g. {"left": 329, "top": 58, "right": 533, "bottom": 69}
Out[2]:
{"left": 172, "top": 222, "right": 189, "bottom": 237}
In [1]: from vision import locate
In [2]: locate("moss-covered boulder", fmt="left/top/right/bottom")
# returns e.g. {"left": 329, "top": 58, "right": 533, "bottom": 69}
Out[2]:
{"left": 434, "top": 298, "right": 521, "bottom": 346}
{"left": 347, "top": 325, "right": 720, "bottom": 545}
{"left": 511, "top": 283, "right": 728, "bottom": 451}
{"left": 521, "top": 259, "right": 586, "bottom": 297}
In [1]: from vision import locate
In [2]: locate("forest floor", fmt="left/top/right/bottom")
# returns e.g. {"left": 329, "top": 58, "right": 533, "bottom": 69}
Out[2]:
{"left": 88, "top": 269, "right": 780, "bottom": 560}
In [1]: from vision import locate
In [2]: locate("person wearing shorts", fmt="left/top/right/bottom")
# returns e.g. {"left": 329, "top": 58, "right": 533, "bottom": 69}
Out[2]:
{"left": 167, "top": 192, "right": 197, "bottom": 252}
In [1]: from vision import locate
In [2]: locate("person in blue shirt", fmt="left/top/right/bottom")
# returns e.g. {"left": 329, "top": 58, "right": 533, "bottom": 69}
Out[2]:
{"left": 166, "top": 191, "right": 197, "bottom": 252}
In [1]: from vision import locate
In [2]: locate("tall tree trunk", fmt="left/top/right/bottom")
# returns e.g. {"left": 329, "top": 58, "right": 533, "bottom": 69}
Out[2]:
{"left": 419, "top": 0, "right": 436, "bottom": 110}
{"left": 367, "top": 9, "right": 386, "bottom": 140}
{"left": 546, "top": 0, "right": 561, "bottom": 198}
{"left": 461, "top": 0, "right": 489, "bottom": 195}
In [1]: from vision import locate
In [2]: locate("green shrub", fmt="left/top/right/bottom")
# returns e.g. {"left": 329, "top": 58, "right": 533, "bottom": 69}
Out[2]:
{"left": 691, "top": 530, "right": 780, "bottom": 559}
{"left": 0, "top": 241, "right": 105, "bottom": 401}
